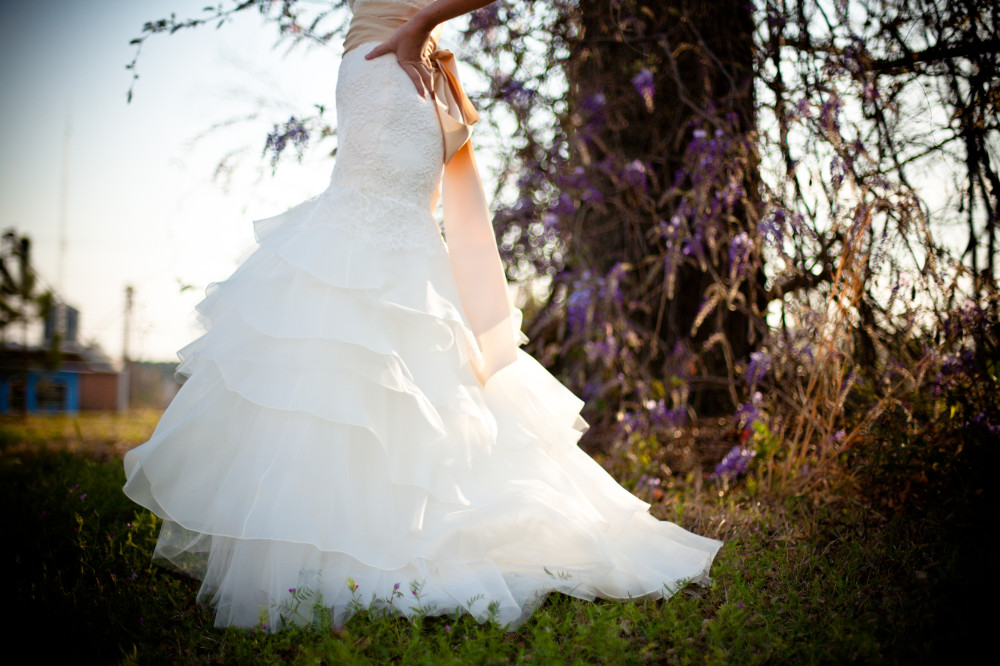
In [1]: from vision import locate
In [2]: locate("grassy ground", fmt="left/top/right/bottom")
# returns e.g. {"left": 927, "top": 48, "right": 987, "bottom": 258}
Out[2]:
{"left": 2, "top": 411, "right": 993, "bottom": 664}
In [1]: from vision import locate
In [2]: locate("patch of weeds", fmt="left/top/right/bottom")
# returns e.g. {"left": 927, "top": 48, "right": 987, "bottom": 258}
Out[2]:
{"left": 0, "top": 409, "right": 160, "bottom": 458}
{"left": 5, "top": 412, "right": 994, "bottom": 663}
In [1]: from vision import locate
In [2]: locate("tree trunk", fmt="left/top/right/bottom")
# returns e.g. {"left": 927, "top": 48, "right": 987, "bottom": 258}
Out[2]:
{"left": 563, "top": 0, "right": 762, "bottom": 415}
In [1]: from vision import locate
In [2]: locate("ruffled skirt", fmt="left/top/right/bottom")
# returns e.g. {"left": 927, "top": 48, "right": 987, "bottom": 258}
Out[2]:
{"left": 122, "top": 44, "right": 721, "bottom": 630}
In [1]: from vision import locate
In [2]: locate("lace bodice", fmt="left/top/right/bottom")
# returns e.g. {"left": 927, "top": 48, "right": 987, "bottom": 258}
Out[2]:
{"left": 319, "top": 30, "right": 446, "bottom": 252}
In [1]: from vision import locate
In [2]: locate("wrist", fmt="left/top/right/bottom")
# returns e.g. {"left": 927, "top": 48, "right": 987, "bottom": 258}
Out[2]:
{"left": 408, "top": 10, "right": 439, "bottom": 35}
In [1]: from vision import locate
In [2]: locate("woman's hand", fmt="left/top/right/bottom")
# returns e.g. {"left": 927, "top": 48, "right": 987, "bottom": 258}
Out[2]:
{"left": 363, "top": 1, "right": 497, "bottom": 98}
{"left": 365, "top": 21, "right": 436, "bottom": 98}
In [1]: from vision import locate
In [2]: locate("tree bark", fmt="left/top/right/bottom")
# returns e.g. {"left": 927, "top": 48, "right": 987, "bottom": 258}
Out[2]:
{"left": 564, "top": 0, "right": 762, "bottom": 414}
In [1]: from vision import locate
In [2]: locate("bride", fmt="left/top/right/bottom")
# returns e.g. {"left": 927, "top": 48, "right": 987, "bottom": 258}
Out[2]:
{"left": 123, "top": 0, "right": 721, "bottom": 630}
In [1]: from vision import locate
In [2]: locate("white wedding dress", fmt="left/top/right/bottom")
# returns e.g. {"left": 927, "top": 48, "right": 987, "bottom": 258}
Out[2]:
{"left": 123, "top": 0, "right": 721, "bottom": 631}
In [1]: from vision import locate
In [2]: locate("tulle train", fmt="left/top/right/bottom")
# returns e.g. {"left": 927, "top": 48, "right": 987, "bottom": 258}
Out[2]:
{"left": 123, "top": 183, "right": 721, "bottom": 629}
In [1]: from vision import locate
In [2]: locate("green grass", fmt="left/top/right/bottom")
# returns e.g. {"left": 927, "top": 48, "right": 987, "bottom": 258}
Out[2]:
{"left": 2, "top": 413, "right": 993, "bottom": 664}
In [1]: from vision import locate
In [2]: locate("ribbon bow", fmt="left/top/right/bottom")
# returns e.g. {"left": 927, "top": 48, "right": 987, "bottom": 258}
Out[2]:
{"left": 429, "top": 48, "right": 480, "bottom": 164}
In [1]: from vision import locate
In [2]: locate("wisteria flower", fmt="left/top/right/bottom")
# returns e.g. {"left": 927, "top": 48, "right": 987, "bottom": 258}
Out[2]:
{"left": 746, "top": 350, "right": 770, "bottom": 387}
{"left": 728, "top": 231, "right": 752, "bottom": 278}
{"left": 710, "top": 445, "right": 756, "bottom": 481}
{"left": 735, "top": 391, "right": 764, "bottom": 428}
{"left": 622, "top": 160, "right": 650, "bottom": 192}
{"left": 631, "top": 68, "right": 655, "bottom": 111}
{"left": 263, "top": 116, "right": 310, "bottom": 170}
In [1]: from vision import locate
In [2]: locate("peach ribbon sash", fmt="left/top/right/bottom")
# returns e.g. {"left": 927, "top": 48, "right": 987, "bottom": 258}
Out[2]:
{"left": 344, "top": 3, "right": 520, "bottom": 382}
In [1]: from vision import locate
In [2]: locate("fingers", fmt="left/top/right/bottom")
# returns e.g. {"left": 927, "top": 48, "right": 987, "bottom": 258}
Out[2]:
{"left": 365, "top": 42, "right": 388, "bottom": 60}
{"left": 416, "top": 62, "right": 435, "bottom": 99}
{"left": 363, "top": 36, "right": 435, "bottom": 98}
{"left": 396, "top": 58, "right": 434, "bottom": 98}
{"left": 402, "top": 64, "right": 428, "bottom": 98}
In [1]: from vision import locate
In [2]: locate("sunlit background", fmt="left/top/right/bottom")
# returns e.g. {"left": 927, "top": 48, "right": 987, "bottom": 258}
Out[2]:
{"left": 1, "top": 0, "right": 354, "bottom": 363}
{"left": 0, "top": 0, "right": 973, "bottom": 368}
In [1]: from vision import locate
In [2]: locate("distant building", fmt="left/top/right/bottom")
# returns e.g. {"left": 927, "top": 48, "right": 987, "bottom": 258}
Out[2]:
{"left": 1, "top": 295, "right": 180, "bottom": 414}
{"left": 43, "top": 302, "right": 80, "bottom": 347}
{"left": 0, "top": 345, "right": 121, "bottom": 414}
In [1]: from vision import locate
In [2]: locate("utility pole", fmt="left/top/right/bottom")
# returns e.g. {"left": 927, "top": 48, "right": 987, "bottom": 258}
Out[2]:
{"left": 58, "top": 116, "right": 72, "bottom": 291}
{"left": 118, "top": 285, "right": 134, "bottom": 412}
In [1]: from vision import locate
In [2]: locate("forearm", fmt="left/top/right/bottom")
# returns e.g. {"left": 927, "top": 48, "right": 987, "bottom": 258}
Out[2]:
{"left": 409, "top": 0, "right": 498, "bottom": 33}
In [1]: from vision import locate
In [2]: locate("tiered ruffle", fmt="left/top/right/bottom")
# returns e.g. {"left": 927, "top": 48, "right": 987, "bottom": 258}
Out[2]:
{"left": 123, "top": 185, "right": 721, "bottom": 629}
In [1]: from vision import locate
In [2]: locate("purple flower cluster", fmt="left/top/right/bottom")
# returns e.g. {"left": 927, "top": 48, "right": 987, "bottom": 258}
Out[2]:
{"left": 558, "top": 166, "right": 604, "bottom": 205}
{"left": 682, "top": 228, "right": 706, "bottom": 262}
{"left": 605, "top": 262, "right": 627, "bottom": 302}
{"left": 631, "top": 68, "right": 655, "bottom": 111}
{"left": 840, "top": 36, "right": 870, "bottom": 77}
{"left": 710, "top": 445, "right": 755, "bottom": 482}
{"left": 567, "top": 282, "right": 593, "bottom": 335}
{"left": 549, "top": 192, "right": 575, "bottom": 219}
{"left": 581, "top": 379, "right": 603, "bottom": 402}
{"left": 793, "top": 97, "right": 811, "bottom": 121}
{"left": 943, "top": 301, "right": 993, "bottom": 339}
{"left": 622, "top": 160, "right": 650, "bottom": 192}
{"left": 654, "top": 401, "right": 687, "bottom": 428}
{"left": 968, "top": 411, "right": 1000, "bottom": 439}
{"left": 263, "top": 116, "right": 310, "bottom": 170}
{"left": 566, "top": 265, "right": 626, "bottom": 335}
{"left": 746, "top": 350, "right": 770, "bottom": 387}
{"left": 862, "top": 80, "right": 879, "bottom": 103}
{"left": 585, "top": 338, "right": 618, "bottom": 366}
{"left": 765, "top": 9, "right": 787, "bottom": 32}
{"left": 579, "top": 92, "right": 607, "bottom": 134}
{"left": 619, "top": 398, "right": 686, "bottom": 437}
{"left": 830, "top": 156, "right": 847, "bottom": 190}
{"left": 619, "top": 409, "right": 646, "bottom": 435}
{"left": 465, "top": 3, "right": 502, "bottom": 49}
{"left": 935, "top": 345, "right": 990, "bottom": 401}
{"left": 498, "top": 77, "right": 536, "bottom": 106}
{"left": 758, "top": 209, "right": 786, "bottom": 245}
{"left": 735, "top": 391, "right": 763, "bottom": 428}
{"left": 660, "top": 341, "right": 696, "bottom": 394}
{"left": 819, "top": 94, "right": 844, "bottom": 135}
{"left": 728, "top": 231, "right": 752, "bottom": 278}
{"left": 468, "top": 2, "right": 502, "bottom": 30}
{"left": 635, "top": 473, "right": 662, "bottom": 495}
{"left": 663, "top": 120, "right": 754, "bottom": 283}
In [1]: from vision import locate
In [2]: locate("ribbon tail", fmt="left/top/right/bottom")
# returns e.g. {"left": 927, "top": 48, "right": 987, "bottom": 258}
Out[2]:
{"left": 442, "top": 141, "right": 520, "bottom": 383}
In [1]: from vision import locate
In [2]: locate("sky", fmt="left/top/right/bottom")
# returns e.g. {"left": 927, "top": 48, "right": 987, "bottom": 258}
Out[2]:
{"left": 0, "top": 0, "right": 349, "bottom": 362}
